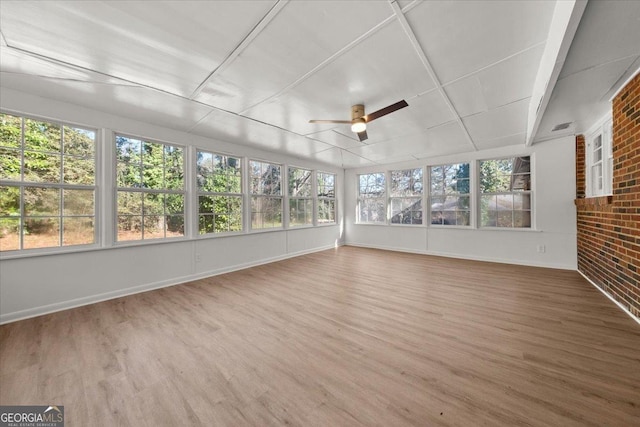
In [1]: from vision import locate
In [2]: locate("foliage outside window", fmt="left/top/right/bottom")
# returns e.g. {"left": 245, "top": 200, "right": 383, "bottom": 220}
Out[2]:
{"left": 317, "top": 172, "right": 336, "bottom": 224}
{"left": 115, "top": 135, "right": 184, "bottom": 241}
{"left": 250, "top": 160, "right": 282, "bottom": 229}
{"left": 288, "top": 167, "right": 313, "bottom": 227}
{"left": 197, "top": 151, "right": 242, "bottom": 235}
{"left": 479, "top": 156, "right": 531, "bottom": 228}
{"left": 390, "top": 168, "right": 423, "bottom": 225}
{"left": 357, "top": 173, "right": 386, "bottom": 223}
{"left": 0, "top": 113, "right": 96, "bottom": 252}
{"left": 429, "top": 163, "right": 470, "bottom": 226}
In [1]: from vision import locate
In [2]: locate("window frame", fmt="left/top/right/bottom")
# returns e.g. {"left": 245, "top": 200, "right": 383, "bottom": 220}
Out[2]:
{"left": 316, "top": 171, "right": 337, "bottom": 226}
{"left": 428, "top": 162, "right": 471, "bottom": 228}
{"left": 0, "top": 111, "right": 99, "bottom": 254}
{"left": 356, "top": 172, "right": 387, "bottom": 225}
{"left": 478, "top": 155, "right": 532, "bottom": 229}
{"left": 586, "top": 115, "right": 613, "bottom": 197}
{"left": 114, "top": 133, "right": 186, "bottom": 244}
{"left": 287, "top": 165, "right": 314, "bottom": 228}
{"left": 389, "top": 168, "right": 423, "bottom": 226}
{"left": 249, "top": 159, "right": 283, "bottom": 232}
{"left": 195, "top": 149, "right": 244, "bottom": 237}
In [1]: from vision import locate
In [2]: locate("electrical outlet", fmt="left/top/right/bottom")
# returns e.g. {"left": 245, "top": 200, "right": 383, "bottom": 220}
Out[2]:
{"left": 537, "top": 245, "right": 546, "bottom": 253}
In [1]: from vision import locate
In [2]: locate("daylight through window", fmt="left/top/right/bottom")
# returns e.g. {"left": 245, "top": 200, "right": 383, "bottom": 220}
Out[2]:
{"left": 390, "top": 168, "right": 423, "bottom": 225}
{"left": 250, "top": 160, "right": 282, "bottom": 229}
{"left": 429, "top": 163, "right": 470, "bottom": 226}
{"left": 317, "top": 172, "right": 336, "bottom": 224}
{"left": 288, "top": 167, "right": 313, "bottom": 227}
{"left": 197, "top": 151, "right": 243, "bottom": 235}
{"left": 0, "top": 113, "right": 96, "bottom": 251}
{"left": 479, "top": 156, "right": 531, "bottom": 228}
{"left": 357, "top": 173, "right": 386, "bottom": 224}
{"left": 115, "top": 135, "right": 185, "bottom": 241}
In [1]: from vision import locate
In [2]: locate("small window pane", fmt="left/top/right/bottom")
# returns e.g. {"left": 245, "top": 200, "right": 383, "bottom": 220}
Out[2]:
{"left": 118, "top": 191, "right": 142, "bottom": 215}
{"left": 64, "top": 156, "right": 95, "bottom": 185}
{"left": 0, "top": 114, "right": 22, "bottom": 148}
{"left": 24, "top": 119, "right": 61, "bottom": 152}
{"left": 24, "top": 187, "right": 60, "bottom": 216}
{"left": 118, "top": 216, "right": 142, "bottom": 241}
{"left": 23, "top": 218, "right": 60, "bottom": 249}
{"left": 63, "top": 126, "right": 95, "bottom": 157}
{"left": 63, "top": 217, "right": 94, "bottom": 246}
{"left": 0, "top": 217, "right": 20, "bottom": 251}
{"left": 23, "top": 151, "right": 61, "bottom": 183}
{"left": 0, "top": 147, "right": 21, "bottom": 180}
{"left": 64, "top": 189, "right": 94, "bottom": 216}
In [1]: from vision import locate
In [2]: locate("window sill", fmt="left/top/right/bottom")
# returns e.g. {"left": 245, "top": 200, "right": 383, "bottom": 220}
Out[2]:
{"left": 574, "top": 195, "right": 613, "bottom": 207}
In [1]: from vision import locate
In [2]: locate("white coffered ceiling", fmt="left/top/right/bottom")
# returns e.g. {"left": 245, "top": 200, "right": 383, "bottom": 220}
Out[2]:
{"left": 0, "top": 1, "right": 638, "bottom": 168}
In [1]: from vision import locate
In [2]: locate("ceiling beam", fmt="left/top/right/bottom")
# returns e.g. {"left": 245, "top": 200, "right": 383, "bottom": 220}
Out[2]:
{"left": 189, "top": 0, "right": 289, "bottom": 100}
{"left": 525, "top": 0, "right": 587, "bottom": 146}
{"left": 389, "top": 0, "right": 478, "bottom": 152}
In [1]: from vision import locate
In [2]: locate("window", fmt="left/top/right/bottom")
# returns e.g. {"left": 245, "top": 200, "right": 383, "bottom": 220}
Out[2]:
{"left": 317, "top": 172, "right": 336, "bottom": 224}
{"left": 390, "top": 168, "right": 423, "bottom": 225}
{"left": 429, "top": 163, "right": 470, "bottom": 226}
{"left": 0, "top": 113, "right": 96, "bottom": 252}
{"left": 479, "top": 156, "right": 531, "bottom": 228}
{"left": 197, "top": 151, "right": 242, "bottom": 235}
{"left": 288, "top": 167, "right": 313, "bottom": 227}
{"left": 115, "top": 135, "right": 184, "bottom": 241}
{"left": 357, "top": 173, "right": 386, "bottom": 224}
{"left": 250, "top": 160, "right": 282, "bottom": 229}
{"left": 587, "top": 117, "right": 613, "bottom": 197}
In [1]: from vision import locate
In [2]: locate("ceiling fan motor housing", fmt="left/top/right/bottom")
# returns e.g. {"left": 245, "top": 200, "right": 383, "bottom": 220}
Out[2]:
{"left": 351, "top": 104, "right": 365, "bottom": 121}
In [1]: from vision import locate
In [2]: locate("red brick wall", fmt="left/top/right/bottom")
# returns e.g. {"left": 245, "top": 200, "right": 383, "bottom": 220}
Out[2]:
{"left": 576, "top": 73, "right": 640, "bottom": 319}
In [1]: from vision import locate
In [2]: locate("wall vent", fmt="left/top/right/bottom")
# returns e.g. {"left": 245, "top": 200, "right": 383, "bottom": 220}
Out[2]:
{"left": 552, "top": 122, "right": 572, "bottom": 131}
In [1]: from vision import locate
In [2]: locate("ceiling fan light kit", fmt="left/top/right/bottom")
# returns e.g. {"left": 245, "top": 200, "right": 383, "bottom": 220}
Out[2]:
{"left": 309, "top": 100, "right": 408, "bottom": 142}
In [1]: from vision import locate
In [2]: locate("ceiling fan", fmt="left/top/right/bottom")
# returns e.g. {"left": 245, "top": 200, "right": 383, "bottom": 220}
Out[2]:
{"left": 309, "top": 100, "right": 408, "bottom": 142}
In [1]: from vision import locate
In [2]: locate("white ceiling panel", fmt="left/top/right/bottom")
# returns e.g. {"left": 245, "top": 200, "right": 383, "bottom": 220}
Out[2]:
{"left": 406, "top": 0, "right": 555, "bottom": 84}
{"left": 0, "top": 71, "right": 213, "bottom": 133}
{"left": 305, "top": 130, "right": 363, "bottom": 150}
{"left": 310, "top": 147, "right": 374, "bottom": 168}
{"left": 1, "top": 0, "right": 634, "bottom": 169}
{"left": 474, "top": 133, "right": 526, "bottom": 151}
{"left": 190, "top": 109, "right": 334, "bottom": 159}
{"left": 0, "top": 1, "right": 275, "bottom": 97}
{"left": 195, "top": 0, "right": 394, "bottom": 112}
{"left": 558, "top": 0, "right": 640, "bottom": 79}
{"left": 242, "top": 20, "right": 436, "bottom": 138}
{"left": 536, "top": 55, "right": 639, "bottom": 141}
{"left": 463, "top": 98, "right": 530, "bottom": 144}
{"left": 445, "top": 44, "right": 545, "bottom": 118}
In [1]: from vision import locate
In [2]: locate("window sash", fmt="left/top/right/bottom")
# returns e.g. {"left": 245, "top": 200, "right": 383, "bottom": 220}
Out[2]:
{"left": 1, "top": 113, "right": 97, "bottom": 252}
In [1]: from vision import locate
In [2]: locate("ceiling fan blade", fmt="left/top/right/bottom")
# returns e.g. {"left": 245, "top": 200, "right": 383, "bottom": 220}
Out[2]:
{"left": 363, "top": 100, "right": 408, "bottom": 122}
{"left": 309, "top": 119, "right": 352, "bottom": 124}
{"left": 357, "top": 130, "right": 368, "bottom": 142}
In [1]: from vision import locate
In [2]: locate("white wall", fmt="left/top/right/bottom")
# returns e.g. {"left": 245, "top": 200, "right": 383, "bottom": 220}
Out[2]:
{"left": 0, "top": 89, "right": 344, "bottom": 323}
{"left": 345, "top": 136, "right": 577, "bottom": 269}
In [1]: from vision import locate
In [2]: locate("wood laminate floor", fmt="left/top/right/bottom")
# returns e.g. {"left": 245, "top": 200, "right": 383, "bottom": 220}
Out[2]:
{"left": 1, "top": 246, "right": 639, "bottom": 426}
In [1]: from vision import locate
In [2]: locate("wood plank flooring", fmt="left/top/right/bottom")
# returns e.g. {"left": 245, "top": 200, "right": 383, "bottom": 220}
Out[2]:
{"left": 1, "top": 246, "right": 639, "bottom": 426}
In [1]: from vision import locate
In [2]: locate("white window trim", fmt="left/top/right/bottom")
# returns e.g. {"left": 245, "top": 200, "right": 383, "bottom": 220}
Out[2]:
{"left": 316, "top": 171, "right": 337, "bottom": 226}
{"left": 195, "top": 148, "right": 244, "bottom": 237}
{"left": 477, "top": 155, "right": 533, "bottom": 230}
{"left": 585, "top": 114, "right": 613, "bottom": 198}
{"left": 0, "top": 110, "right": 101, "bottom": 256}
{"left": 113, "top": 132, "right": 188, "bottom": 245}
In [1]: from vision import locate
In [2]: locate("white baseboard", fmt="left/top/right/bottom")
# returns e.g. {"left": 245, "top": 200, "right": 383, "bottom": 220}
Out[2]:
{"left": 0, "top": 243, "right": 341, "bottom": 325}
{"left": 344, "top": 242, "right": 576, "bottom": 270}
{"left": 577, "top": 271, "right": 640, "bottom": 326}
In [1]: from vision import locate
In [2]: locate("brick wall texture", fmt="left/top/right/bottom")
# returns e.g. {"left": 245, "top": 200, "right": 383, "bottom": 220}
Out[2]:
{"left": 576, "top": 73, "right": 640, "bottom": 319}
